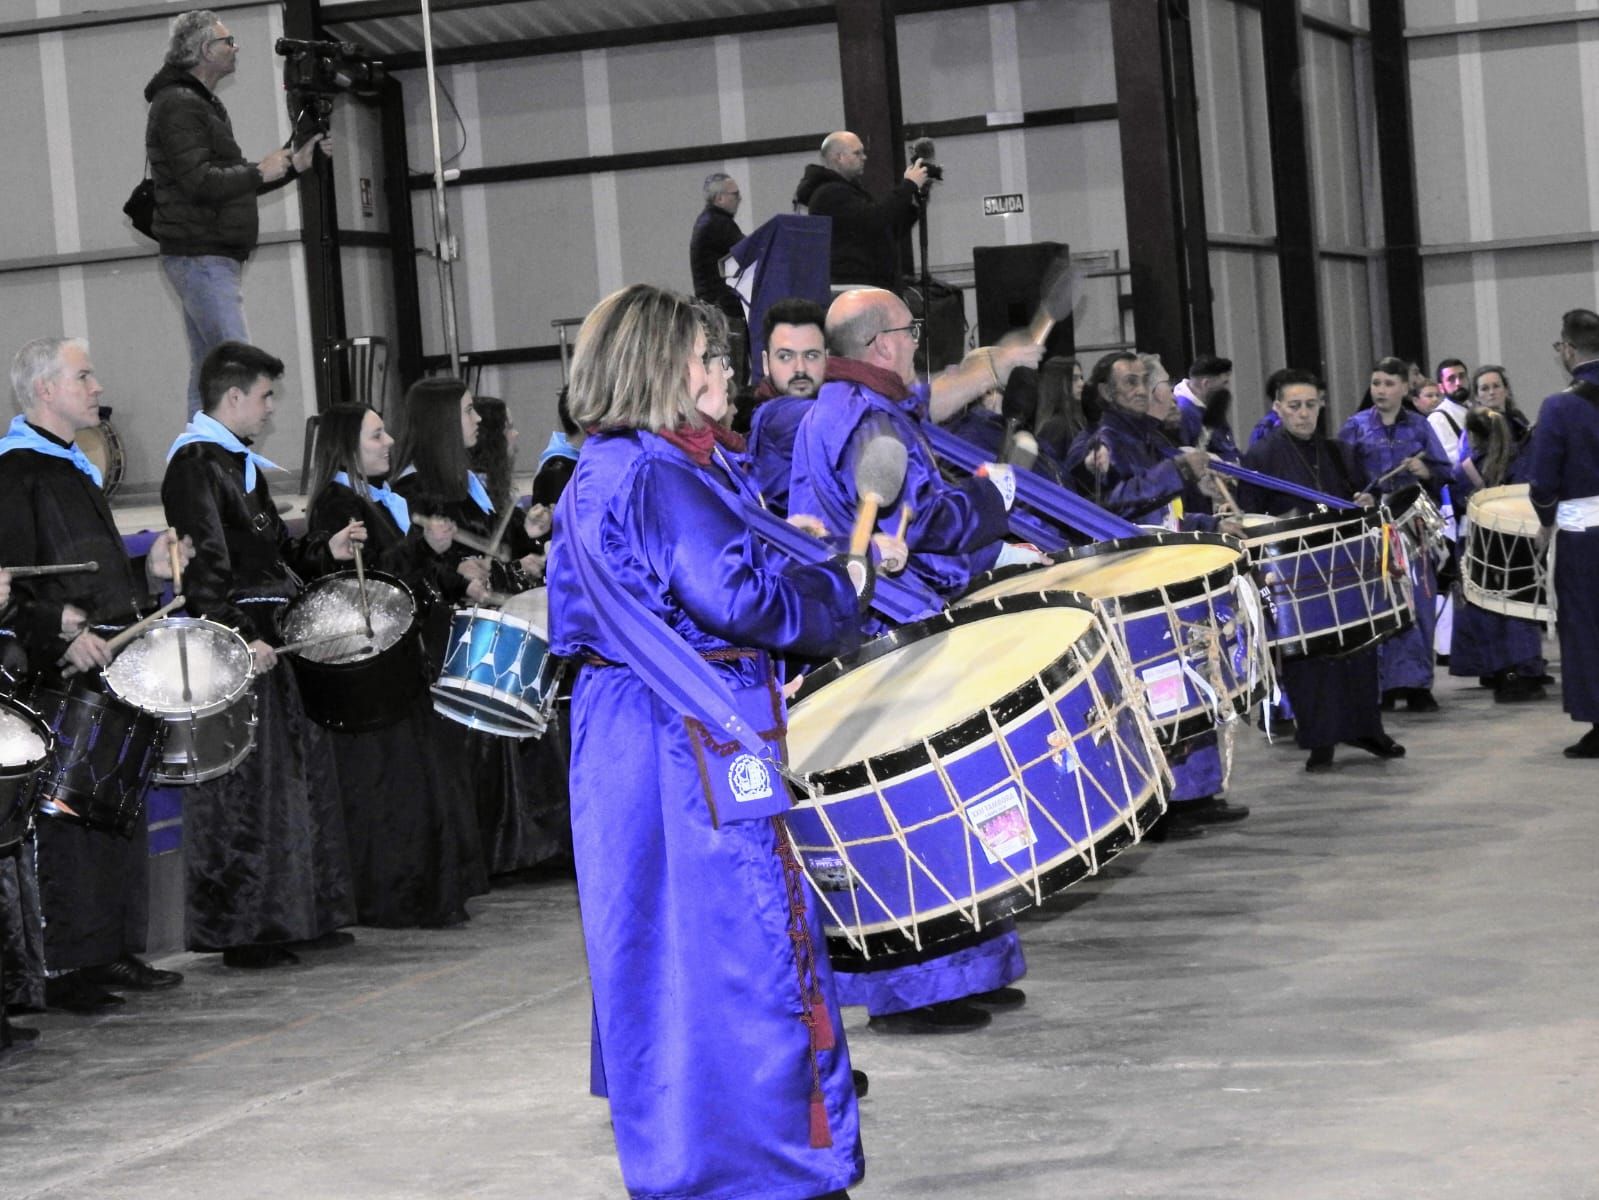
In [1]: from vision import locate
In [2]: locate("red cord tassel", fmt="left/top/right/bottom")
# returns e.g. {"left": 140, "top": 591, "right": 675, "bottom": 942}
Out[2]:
{"left": 808, "top": 993, "right": 836, "bottom": 1051}
{"left": 809, "top": 1088, "right": 833, "bottom": 1148}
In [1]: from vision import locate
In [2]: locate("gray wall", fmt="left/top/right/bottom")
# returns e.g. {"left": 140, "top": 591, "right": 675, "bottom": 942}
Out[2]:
{"left": 382, "top": 0, "right": 1125, "bottom": 454}
{"left": 1408, "top": 7, "right": 1599, "bottom": 415}
{"left": 0, "top": 1, "right": 320, "bottom": 497}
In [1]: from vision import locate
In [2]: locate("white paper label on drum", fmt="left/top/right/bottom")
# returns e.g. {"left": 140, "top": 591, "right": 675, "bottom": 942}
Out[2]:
{"left": 729, "top": 753, "right": 775, "bottom": 804}
{"left": 1141, "top": 659, "right": 1190, "bottom": 717}
{"left": 965, "top": 786, "right": 1036, "bottom": 865}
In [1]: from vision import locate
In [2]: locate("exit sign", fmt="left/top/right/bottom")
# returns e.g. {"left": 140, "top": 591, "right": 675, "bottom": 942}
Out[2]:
{"left": 983, "top": 193, "right": 1025, "bottom": 216}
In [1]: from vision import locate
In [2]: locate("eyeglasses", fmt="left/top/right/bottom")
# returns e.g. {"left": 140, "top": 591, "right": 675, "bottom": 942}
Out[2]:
{"left": 209, "top": 35, "right": 237, "bottom": 47}
{"left": 701, "top": 351, "right": 732, "bottom": 372}
{"left": 1553, "top": 340, "right": 1569, "bottom": 353}
{"left": 868, "top": 319, "right": 923, "bottom": 346}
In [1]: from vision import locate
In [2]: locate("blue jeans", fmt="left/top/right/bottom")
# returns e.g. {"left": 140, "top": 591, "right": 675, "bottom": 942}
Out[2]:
{"left": 160, "top": 254, "right": 250, "bottom": 417}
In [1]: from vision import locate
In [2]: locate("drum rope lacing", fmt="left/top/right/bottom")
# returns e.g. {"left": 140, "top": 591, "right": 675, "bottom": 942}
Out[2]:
{"left": 786, "top": 620, "right": 1171, "bottom": 960}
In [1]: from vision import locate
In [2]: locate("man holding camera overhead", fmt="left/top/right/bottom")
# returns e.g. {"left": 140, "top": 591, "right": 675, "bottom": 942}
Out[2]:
{"left": 144, "top": 10, "right": 331, "bottom": 417}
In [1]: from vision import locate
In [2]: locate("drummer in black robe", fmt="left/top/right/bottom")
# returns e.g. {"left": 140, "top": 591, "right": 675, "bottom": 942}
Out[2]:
{"left": 0, "top": 337, "right": 191, "bottom": 1008}
{"left": 161, "top": 341, "right": 363, "bottom": 968}
{"left": 305, "top": 404, "right": 490, "bottom": 925}
{"left": 1237, "top": 369, "right": 1405, "bottom": 771}
{"left": 392, "top": 377, "right": 568, "bottom": 876}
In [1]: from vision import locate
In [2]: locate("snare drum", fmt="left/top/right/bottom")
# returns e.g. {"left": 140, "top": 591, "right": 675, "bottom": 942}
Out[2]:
{"left": 432, "top": 595, "right": 558, "bottom": 738}
{"left": 0, "top": 697, "right": 53, "bottom": 849}
{"left": 102, "top": 617, "right": 258, "bottom": 784}
{"left": 959, "top": 533, "right": 1267, "bottom": 745}
{"left": 1462, "top": 483, "right": 1548, "bottom": 620}
{"left": 1239, "top": 507, "right": 1414, "bottom": 657}
{"left": 1385, "top": 483, "right": 1449, "bottom": 571}
{"left": 23, "top": 681, "right": 164, "bottom": 836}
{"left": 784, "top": 594, "right": 1168, "bottom": 959}
{"left": 280, "top": 570, "right": 426, "bottom": 732}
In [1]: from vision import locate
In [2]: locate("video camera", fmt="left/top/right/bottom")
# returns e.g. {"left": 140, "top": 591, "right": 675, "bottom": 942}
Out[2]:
{"left": 275, "top": 37, "right": 386, "bottom": 142}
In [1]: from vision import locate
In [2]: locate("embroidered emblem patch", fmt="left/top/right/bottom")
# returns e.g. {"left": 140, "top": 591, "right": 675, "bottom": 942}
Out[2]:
{"left": 729, "top": 753, "right": 775, "bottom": 803}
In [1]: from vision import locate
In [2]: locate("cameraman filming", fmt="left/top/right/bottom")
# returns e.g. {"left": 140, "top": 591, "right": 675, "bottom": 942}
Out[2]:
{"left": 144, "top": 10, "right": 330, "bottom": 417}
{"left": 794, "top": 130, "right": 929, "bottom": 291}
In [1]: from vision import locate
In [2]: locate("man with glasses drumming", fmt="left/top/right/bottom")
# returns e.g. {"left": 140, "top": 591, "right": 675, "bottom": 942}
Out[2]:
{"left": 788, "top": 287, "right": 1037, "bottom": 1036}
{"left": 144, "top": 10, "right": 330, "bottom": 417}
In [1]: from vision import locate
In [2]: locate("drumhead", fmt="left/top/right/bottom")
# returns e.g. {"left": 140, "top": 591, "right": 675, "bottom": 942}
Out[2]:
{"left": 0, "top": 701, "right": 50, "bottom": 771}
{"left": 103, "top": 618, "right": 254, "bottom": 715}
{"left": 282, "top": 570, "right": 417, "bottom": 664}
{"left": 787, "top": 601, "right": 1097, "bottom": 777}
{"left": 1469, "top": 484, "right": 1539, "bottom": 535}
{"left": 75, "top": 419, "right": 125, "bottom": 498}
{"left": 499, "top": 586, "right": 549, "bottom": 633}
{"left": 963, "top": 538, "right": 1240, "bottom": 610}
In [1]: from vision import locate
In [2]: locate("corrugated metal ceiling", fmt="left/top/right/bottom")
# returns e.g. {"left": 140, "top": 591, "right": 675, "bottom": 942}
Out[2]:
{"left": 320, "top": 0, "right": 827, "bottom": 59}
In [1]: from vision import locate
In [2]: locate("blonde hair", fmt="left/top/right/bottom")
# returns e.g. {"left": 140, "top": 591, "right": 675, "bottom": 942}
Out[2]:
{"left": 568, "top": 284, "right": 702, "bottom": 433}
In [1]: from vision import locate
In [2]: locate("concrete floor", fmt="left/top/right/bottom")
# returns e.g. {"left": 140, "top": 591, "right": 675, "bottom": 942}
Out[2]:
{"left": 3, "top": 663, "right": 1595, "bottom": 1200}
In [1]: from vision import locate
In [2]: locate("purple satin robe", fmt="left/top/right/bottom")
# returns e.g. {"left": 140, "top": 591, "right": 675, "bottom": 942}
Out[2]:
{"left": 1529, "top": 360, "right": 1599, "bottom": 722}
{"left": 547, "top": 429, "right": 865, "bottom": 1200}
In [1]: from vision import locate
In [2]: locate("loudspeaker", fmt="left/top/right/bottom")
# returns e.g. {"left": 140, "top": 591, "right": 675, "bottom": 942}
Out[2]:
{"left": 903, "top": 277, "right": 967, "bottom": 374}
{"left": 973, "top": 241, "right": 1074, "bottom": 358}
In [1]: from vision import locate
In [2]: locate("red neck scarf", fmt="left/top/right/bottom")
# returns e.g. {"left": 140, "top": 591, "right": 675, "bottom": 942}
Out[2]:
{"left": 824, "top": 355, "right": 912, "bottom": 404}
{"left": 657, "top": 420, "right": 746, "bottom": 466}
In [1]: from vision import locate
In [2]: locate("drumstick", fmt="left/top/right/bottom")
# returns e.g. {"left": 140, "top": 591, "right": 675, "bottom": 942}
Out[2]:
{"left": 485, "top": 497, "right": 519, "bottom": 562}
{"left": 849, "top": 433, "right": 909, "bottom": 557}
{"left": 1026, "top": 251, "right": 1083, "bottom": 345}
{"left": 3, "top": 561, "right": 100, "bottom": 579}
{"left": 353, "top": 542, "right": 373, "bottom": 638}
{"left": 276, "top": 627, "right": 374, "bottom": 657}
{"left": 166, "top": 527, "right": 183, "bottom": 593}
{"left": 59, "top": 595, "right": 186, "bottom": 674}
{"left": 450, "top": 528, "right": 512, "bottom": 562}
{"left": 895, "top": 503, "right": 913, "bottom": 540}
{"left": 1368, "top": 459, "right": 1418, "bottom": 493}
{"left": 1209, "top": 470, "right": 1242, "bottom": 517}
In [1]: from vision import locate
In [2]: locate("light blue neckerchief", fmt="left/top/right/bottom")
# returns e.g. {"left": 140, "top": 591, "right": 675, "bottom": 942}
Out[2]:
{"left": 333, "top": 471, "right": 411, "bottom": 531}
{"left": 166, "top": 412, "right": 282, "bottom": 492}
{"left": 0, "top": 415, "right": 103, "bottom": 486}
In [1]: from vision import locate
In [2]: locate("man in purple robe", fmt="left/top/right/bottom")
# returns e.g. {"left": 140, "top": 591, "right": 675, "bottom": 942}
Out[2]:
{"left": 1339, "top": 357, "right": 1451, "bottom": 712}
{"left": 790, "top": 287, "right": 1032, "bottom": 1035}
{"left": 1530, "top": 309, "right": 1599, "bottom": 758}
{"left": 1239, "top": 369, "right": 1404, "bottom": 771}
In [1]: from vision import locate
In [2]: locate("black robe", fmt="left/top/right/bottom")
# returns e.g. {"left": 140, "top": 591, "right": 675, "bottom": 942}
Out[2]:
{"left": 304, "top": 482, "right": 489, "bottom": 926}
{"left": 1239, "top": 428, "right": 1385, "bottom": 751}
{"left": 393, "top": 475, "right": 571, "bottom": 876}
{"left": 162, "top": 440, "right": 354, "bottom": 949}
{"left": 0, "top": 439, "right": 151, "bottom": 975}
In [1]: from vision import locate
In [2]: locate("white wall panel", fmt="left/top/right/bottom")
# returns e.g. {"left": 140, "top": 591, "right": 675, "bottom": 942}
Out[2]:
{"left": 1208, "top": 247, "right": 1284, "bottom": 437}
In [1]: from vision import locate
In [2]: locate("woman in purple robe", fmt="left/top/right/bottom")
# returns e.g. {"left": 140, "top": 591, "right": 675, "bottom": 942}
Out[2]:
{"left": 1448, "top": 371, "right": 1549, "bottom": 702}
{"left": 547, "top": 284, "right": 867, "bottom": 1200}
{"left": 1338, "top": 357, "right": 1451, "bottom": 712}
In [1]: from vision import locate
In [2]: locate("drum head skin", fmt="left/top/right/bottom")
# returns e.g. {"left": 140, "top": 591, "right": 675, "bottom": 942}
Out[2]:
{"left": 103, "top": 618, "right": 254, "bottom": 717}
{"left": 281, "top": 570, "right": 418, "bottom": 664}
{"left": 962, "top": 533, "right": 1243, "bottom": 613}
{"left": 0, "top": 702, "right": 51, "bottom": 774}
{"left": 1470, "top": 484, "right": 1540, "bottom": 536}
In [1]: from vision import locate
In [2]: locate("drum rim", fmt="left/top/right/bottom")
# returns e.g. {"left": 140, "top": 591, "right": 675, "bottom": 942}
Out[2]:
{"left": 102, "top": 616, "right": 255, "bottom": 717}
{"left": 448, "top": 605, "right": 544, "bottom": 639}
{"left": 280, "top": 567, "right": 421, "bottom": 662}
{"left": 963, "top": 530, "right": 1248, "bottom": 615}
{"left": 1240, "top": 503, "right": 1384, "bottom": 545}
{"left": 788, "top": 593, "right": 1127, "bottom": 795}
{"left": 0, "top": 695, "right": 56, "bottom": 776}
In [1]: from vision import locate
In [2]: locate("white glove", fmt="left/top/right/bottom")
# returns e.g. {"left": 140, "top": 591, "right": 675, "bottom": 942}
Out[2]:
{"left": 978, "top": 462, "right": 1016, "bottom": 510}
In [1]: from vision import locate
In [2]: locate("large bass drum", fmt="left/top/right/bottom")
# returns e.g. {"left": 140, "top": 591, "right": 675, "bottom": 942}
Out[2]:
{"left": 1462, "top": 483, "right": 1548, "bottom": 620}
{"left": 784, "top": 593, "right": 1169, "bottom": 963}
{"left": 959, "top": 532, "right": 1267, "bottom": 745}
